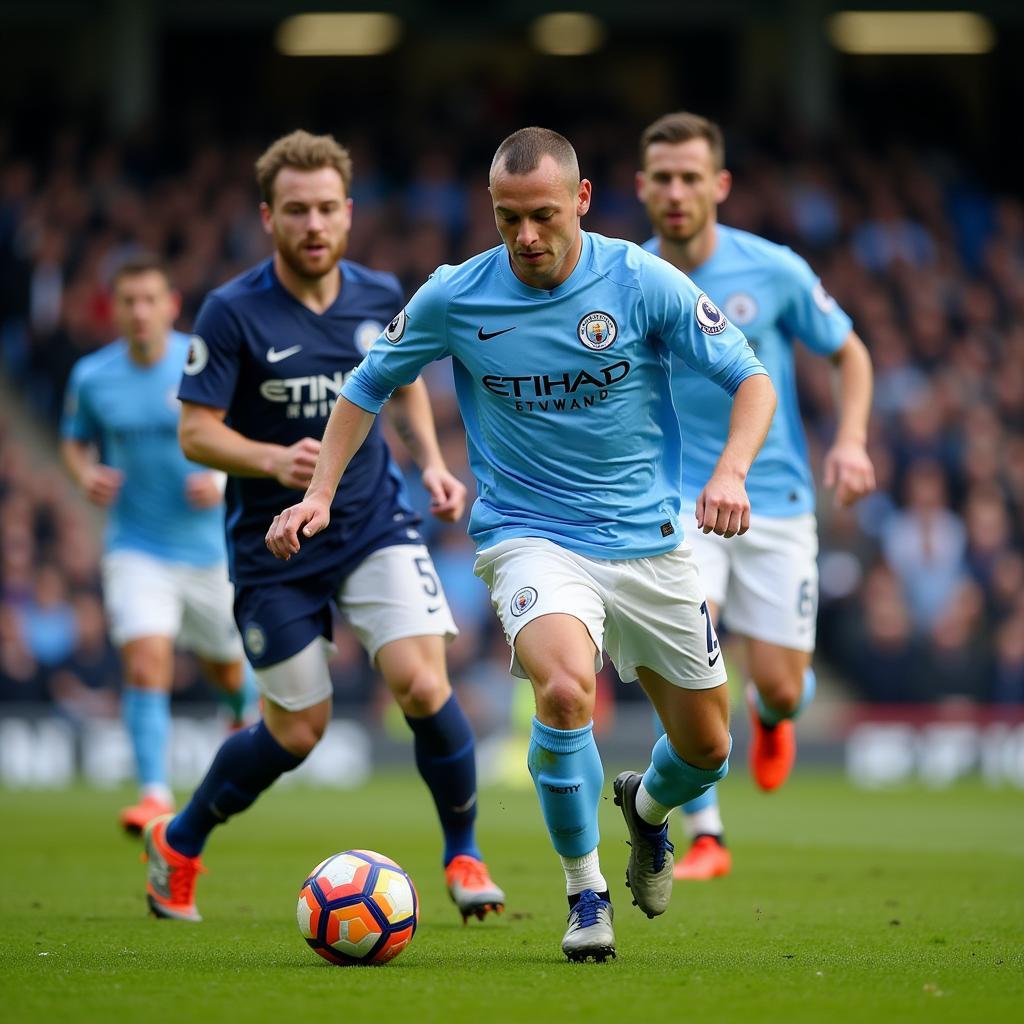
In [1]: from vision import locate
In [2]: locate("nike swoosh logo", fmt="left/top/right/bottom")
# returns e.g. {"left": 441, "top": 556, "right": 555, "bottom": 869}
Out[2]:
{"left": 267, "top": 345, "right": 302, "bottom": 363}
{"left": 451, "top": 794, "right": 477, "bottom": 813}
{"left": 708, "top": 652, "right": 721, "bottom": 668}
{"left": 477, "top": 326, "right": 516, "bottom": 341}
{"left": 427, "top": 605, "right": 442, "bottom": 614}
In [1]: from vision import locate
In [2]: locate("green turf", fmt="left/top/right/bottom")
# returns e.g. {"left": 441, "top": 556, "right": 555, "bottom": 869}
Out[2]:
{"left": 1, "top": 774, "right": 1021, "bottom": 1024}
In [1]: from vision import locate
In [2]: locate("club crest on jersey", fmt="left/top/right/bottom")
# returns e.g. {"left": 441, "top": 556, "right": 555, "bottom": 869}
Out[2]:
{"left": 244, "top": 623, "right": 266, "bottom": 658}
{"left": 812, "top": 282, "right": 837, "bottom": 314}
{"left": 510, "top": 586, "right": 538, "bottom": 617}
{"left": 355, "top": 319, "right": 384, "bottom": 354}
{"left": 385, "top": 309, "right": 407, "bottom": 344}
{"left": 695, "top": 294, "right": 728, "bottom": 335}
{"left": 577, "top": 311, "right": 617, "bottom": 351}
{"left": 724, "top": 292, "right": 758, "bottom": 326}
{"left": 184, "top": 335, "right": 209, "bottom": 375}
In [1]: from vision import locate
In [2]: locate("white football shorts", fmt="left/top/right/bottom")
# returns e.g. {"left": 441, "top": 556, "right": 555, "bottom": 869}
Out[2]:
{"left": 335, "top": 543, "right": 458, "bottom": 662}
{"left": 253, "top": 543, "right": 458, "bottom": 713}
{"left": 473, "top": 537, "right": 726, "bottom": 690}
{"left": 101, "top": 549, "right": 243, "bottom": 662}
{"left": 682, "top": 507, "right": 819, "bottom": 652}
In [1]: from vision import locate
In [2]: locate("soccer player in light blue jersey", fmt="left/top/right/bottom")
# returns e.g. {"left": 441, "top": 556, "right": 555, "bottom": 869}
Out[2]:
{"left": 268, "top": 127, "right": 777, "bottom": 962}
{"left": 637, "top": 112, "right": 876, "bottom": 880}
{"left": 61, "top": 257, "right": 252, "bottom": 835}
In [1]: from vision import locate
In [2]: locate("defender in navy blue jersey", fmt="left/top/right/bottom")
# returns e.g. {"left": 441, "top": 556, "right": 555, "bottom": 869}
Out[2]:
{"left": 268, "top": 128, "right": 777, "bottom": 962}
{"left": 61, "top": 256, "right": 251, "bottom": 837}
{"left": 143, "top": 131, "right": 504, "bottom": 925}
{"left": 637, "top": 112, "right": 875, "bottom": 881}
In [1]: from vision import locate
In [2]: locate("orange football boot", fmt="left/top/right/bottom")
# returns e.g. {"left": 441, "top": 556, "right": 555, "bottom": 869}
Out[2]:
{"left": 120, "top": 793, "right": 174, "bottom": 836}
{"left": 747, "top": 684, "right": 796, "bottom": 791}
{"left": 445, "top": 855, "right": 505, "bottom": 922}
{"left": 674, "top": 835, "right": 733, "bottom": 880}
{"left": 142, "top": 814, "right": 205, "bottom": 921}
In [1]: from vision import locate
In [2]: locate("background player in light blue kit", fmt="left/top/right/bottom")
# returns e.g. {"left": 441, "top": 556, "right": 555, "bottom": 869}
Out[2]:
{"left": 637, "top": 112, "right": 876, "bottom": 880}
{"left": 267, "top": 127, "right": 777, "bottom": 962}
{"left": 61, "top": 257, "right": 252, "bottom": 835}
{"left": 141, "top": 131, "right": 504, "bottom": 925}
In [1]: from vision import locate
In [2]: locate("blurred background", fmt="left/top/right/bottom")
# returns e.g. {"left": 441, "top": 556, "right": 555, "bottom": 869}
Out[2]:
{"left": 1, "top": 0, "right": 1022, "bottom": 790}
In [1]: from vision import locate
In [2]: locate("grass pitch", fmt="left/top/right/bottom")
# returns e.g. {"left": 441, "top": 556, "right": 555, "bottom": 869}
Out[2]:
{"left": 1, "top": 773, "right": 1021, "bottom": 1024}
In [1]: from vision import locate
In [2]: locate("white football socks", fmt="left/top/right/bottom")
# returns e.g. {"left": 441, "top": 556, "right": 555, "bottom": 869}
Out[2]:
{"left": 683, "top": 804, "right": 724, "bottom": 839}
{"left": 559, "top": 848, "right": 608, "bottom": 897}
{"left": 635, "top": 779, "right": 673, "bottom": 826}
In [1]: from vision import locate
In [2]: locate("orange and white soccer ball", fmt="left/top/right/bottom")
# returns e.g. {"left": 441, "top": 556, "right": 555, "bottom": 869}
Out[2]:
{"left": 297, "top": 850, "right": 419, "bottom": 965}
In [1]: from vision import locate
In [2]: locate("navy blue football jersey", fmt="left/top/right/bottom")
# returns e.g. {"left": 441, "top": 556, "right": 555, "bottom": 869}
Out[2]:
{"left": 179, "top": 258, "right": 419, "bottom": 584}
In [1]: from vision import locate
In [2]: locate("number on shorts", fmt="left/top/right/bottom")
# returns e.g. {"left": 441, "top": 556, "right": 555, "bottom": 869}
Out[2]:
{"left": 413, "top": 556, "right": 440, "bottom": 598}
{"left": 699, "top": 600, "right": 720, "bottom": 661}
{"left": 797, "top": 579, "right": 816, "bottom": 618}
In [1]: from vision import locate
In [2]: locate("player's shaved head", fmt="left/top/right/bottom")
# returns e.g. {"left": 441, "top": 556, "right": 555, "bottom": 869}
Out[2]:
{"left": 640, "top": 112, "right": 725, "bottom": 171}
{"left": 490, "top": 127, "right": 580, "bottom": 190}
{"left": 256, "top": 130, "right": 353, "bottom": 205}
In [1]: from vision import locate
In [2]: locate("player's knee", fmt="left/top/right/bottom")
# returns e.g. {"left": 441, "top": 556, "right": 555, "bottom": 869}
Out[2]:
{"left": 278, "top": 721, "right": 323, "bottom": 758}
{"left": 680, "top": 731, "right": 731, "bottom": 771}
{"left": 754, "top": 671, "right": 803, "bottom": 716}
{"left": 123, "top": 656, "right": 166, "bottom": 691}
{"left": 532, "top": 672, "right": 593, "bottom": 728}
{"left": 390, "top": 667, "right": 449, "bottom": 718}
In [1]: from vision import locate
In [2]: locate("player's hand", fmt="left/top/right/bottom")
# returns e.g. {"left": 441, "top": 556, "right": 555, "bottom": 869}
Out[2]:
{"left": 422, "top": 465, "right": 467, "bottom": 523}
{"left": 185, "top": 471, "right": 225, "bottom": 509}
{"left": 265, "top": 495, "right": 332, "bottom": 560}
{"left": 823, "top": 440, "right": 876, "bottom": 508}
{"left": 273, "top": 438, "right": 321, "bottom": 489}
{"left": 696, "top": 470, "right": 750, "bottom": 538}
{"left": 81, "top": 464, "right": 123, "bottom": 507}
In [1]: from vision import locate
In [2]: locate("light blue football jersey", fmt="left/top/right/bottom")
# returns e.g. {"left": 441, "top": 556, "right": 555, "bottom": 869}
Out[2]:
{"left": 61, "top": 331, "right": 226, "bottom": 566}
{"left": 343, "top": 231, "right": 766, "bottom": 560}
{"left": 644, "top": 225, "right": 852, "bottom": 516}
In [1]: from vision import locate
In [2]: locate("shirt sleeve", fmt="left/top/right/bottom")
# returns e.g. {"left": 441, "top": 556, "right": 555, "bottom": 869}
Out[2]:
{"left": 342, "top": 272, "right": 452, "bottom": 414}
{"left": 60, "top": 360, "right": 99, "bottom": 442}
{"left": 641, "top": 254, "right": 767, "bottom": 395}
{"left": 776, "top": 247, "right": 853, "bottom": 356}
{"left": 177, "top": 294, "right": 242, "bottom": 408}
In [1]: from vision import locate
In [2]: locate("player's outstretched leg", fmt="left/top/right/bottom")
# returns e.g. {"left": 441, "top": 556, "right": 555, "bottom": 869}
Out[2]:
{"left": 674, "top": 786, "right": 732, "bottom": 880}
{"left": 616, "top": 734, "right": 730, "bottom": 918}
{"left": 528, "top": 718, "right": 615, "bottom": 962}
{"left": 143, "top": 713, "right": 309, "bottom": 919}
{"left": 748, "top": 667, "right": 815, "bottom": 791}
{"left": 120, "top": 682, "right": 174, "bottom": 835}
{"left": 379, "top": 636, "right": 504, "bottom": 922}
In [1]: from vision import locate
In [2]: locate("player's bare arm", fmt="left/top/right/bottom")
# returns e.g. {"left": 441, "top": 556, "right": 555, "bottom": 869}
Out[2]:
{"left": 696, "top": 373, "right": 776, "bottom": 538}
{"left": 60, "top": 438, "right": 124, "bottom": 507}
{"left": 823, "top": 330, "right": 876, "bottom": 508}
{"left": 184, "top": 471, "right": 227, "bottom": 510}
{"left": 265, "top": 395, "right": 377, "bottom": 559}
{"left": 388, "top": 378, "right": 467, "bottom": 523}
{"left": 178, "top": 400, "right": 321, "bottom": 489}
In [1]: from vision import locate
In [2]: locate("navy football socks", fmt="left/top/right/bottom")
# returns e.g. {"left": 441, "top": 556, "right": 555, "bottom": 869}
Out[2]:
{"left": 405, "top": 694, "right": 482, "bottom": 865}
{"left": 166, "top": 720, "right": 304, "bottom": 857}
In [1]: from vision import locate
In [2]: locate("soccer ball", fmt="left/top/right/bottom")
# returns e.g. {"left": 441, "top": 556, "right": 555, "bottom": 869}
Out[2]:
{"left": 296, "top": 850, "right": 419, "bottom": 965}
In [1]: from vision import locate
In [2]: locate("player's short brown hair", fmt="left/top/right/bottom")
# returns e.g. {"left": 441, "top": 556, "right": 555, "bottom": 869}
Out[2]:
{"left": 490, "top": 126, "right": 579, "bottom": 186}
{"left": 111, "top": 253, "right": 171, "bottom": 289}
{"left": 640, "top": 112, "right": 725, "bottom": 171}
{"left": 255, "top": 130, "right": 353, "bottom": 205}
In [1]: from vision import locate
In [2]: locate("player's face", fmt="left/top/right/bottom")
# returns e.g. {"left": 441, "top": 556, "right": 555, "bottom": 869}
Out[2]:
{"left": 636, "top": 139, "right": 731, "bottom": 243}
{"left": 490, "top": 155, "right": 592, "bottom": 290}
{"left": 112, "top": 271, "right": 179, "bottom": 347}
{"left": 262, "top": 166, "right": 353, "bottom": 281}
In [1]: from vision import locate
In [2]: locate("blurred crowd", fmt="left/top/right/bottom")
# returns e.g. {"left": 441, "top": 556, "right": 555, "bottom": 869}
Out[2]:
{"left": 1, "top": 119, "right": 1022, "bottom": 718}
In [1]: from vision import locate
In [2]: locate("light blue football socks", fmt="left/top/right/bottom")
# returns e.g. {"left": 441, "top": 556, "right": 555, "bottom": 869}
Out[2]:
{"left": 122, "top": 686, "right": 171, "bottom": 795}
{"left": 528, "top": 718, "right": 605, "bottom": 858}
{"left": 755, "top": 666, "right": 817, "bottom": 726}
